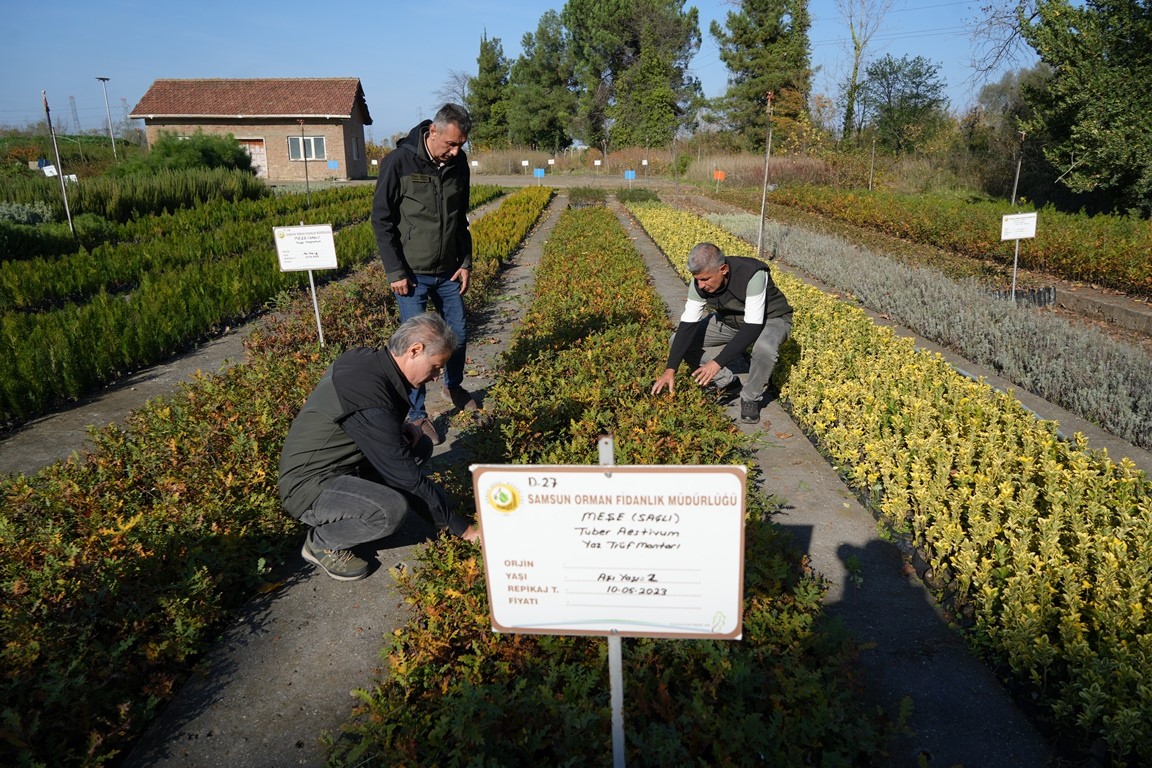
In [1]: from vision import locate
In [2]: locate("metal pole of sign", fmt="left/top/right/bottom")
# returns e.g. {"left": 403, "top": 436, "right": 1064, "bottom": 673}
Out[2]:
{"left": 756, "top": 92, "right": 774, "bottom": 260}
{"left": 299, "top": 221, "right": 325, "bottom": 347}
{"left": 308, "top": 270, "right": 325, "bottom": 347}
{"left": 598, "top": 435, "right": 626, "bottom": 768}
{"left": 1011, "top": 240, "right": 1020, "bottom": 304}
{"left": 42, "top": 92, "right": 76, "bottom": 237}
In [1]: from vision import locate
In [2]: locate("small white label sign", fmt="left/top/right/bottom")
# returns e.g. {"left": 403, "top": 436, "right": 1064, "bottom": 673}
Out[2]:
{"left": 472, "top": 464, "right": 746, "bottom": 639}
{"left": 1001, "top": 212, "right": 1038, "bottom": 241}
{"left": 273, "top": 224, "right": 338, "bottom": 271}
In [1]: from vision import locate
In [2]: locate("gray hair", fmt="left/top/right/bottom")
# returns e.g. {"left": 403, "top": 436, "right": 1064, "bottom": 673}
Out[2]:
{"left": 387, "top": 313, "right": 458, "bottom": 358}
{"left": 686, "top": 242, "right": 725, "bottom": 274}
{"left": 434, "top": 103, "right": 472, "bottom": 139}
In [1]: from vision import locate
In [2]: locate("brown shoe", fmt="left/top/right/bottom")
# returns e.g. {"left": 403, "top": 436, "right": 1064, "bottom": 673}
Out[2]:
{"left": 409, "top": 417, "right": 443, "bottom": 445}
{"left": 445, "top": 386, "right": 478, "bottom": 411}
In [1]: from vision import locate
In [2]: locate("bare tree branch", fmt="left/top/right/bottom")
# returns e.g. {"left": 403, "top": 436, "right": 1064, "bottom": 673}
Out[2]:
{"left": 435, "top": 69, "right": 472, "bottom": 108}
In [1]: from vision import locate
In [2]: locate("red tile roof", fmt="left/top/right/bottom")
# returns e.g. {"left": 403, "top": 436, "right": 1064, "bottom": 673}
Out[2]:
{"left": 130, "top": 78, "right": 372, "bottom": 124}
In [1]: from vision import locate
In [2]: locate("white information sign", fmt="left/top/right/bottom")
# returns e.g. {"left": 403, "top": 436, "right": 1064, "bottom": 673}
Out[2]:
{"left": 273, "top": 224, "right": 338, "bottom": 271}
{"left": 1001, "top": 212, "right": 1038, "bottom": 241}
{"left": 472, "top": 464, "right": 746, "bottom": 639}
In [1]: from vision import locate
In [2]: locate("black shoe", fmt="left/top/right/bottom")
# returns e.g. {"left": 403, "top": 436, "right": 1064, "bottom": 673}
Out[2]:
{"left": 740, "top": 397, "right": 761, "bottom": 424}
{"left": 706, "top": 380, "right": 742, "bottom": 404}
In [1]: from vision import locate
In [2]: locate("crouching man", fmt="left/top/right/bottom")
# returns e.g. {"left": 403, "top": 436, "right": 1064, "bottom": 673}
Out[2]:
{"left": 278, "top": 313, "right": 480, "bottom": 581}
{"left": 651, "top": 242, "right": 792, "bottom": 425}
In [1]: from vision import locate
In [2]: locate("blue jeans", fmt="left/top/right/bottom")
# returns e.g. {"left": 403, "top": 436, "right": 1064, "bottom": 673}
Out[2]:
{"left": 395, "top": 273, "right": 467, "bottom": 420}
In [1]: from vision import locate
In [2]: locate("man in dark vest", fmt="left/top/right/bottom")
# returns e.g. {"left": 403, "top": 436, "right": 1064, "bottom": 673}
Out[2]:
{"left": 651, "top": 242, "right": 793, "bottom": 425}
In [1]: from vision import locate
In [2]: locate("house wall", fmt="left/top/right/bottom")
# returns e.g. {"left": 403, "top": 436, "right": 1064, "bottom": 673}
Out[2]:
{"left": 141, "top": 118, "right": 370, "bottom": 182}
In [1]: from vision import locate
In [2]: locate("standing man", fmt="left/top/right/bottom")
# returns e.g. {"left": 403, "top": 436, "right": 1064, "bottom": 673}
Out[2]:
{"left": 372, "top": 103, "right": 477, "bottom": 446}
{"left": 279, "top": 314, "right": 481, "bottom": 582}
{"left": 651, "top": 242, "right": 793, "bottom": 426}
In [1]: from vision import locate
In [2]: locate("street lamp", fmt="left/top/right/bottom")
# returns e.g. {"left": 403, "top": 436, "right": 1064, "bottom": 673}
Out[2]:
{"left": 95, "top": 77, "right": 117, "bottom": 161}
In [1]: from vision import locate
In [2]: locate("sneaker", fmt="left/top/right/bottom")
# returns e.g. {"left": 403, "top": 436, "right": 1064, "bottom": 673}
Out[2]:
{"left": 740, "top": 397, "right": 761, "bottom": 424}
{"left": 446, "top": 386, "right": 478, "bottom": 412}
{"left": 301, "top": 535, "right": 369, "bottom": 581}
{"left": 409, "top": 417, "right": 443, "bottom": 445}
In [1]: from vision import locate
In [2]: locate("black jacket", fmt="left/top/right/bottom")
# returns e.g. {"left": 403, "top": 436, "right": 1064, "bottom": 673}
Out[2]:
{"left": 277, "top": 348, "right": 469, "bottom": 535}
{"left": 371, "top": 120, "right": 472, "bottom": 282}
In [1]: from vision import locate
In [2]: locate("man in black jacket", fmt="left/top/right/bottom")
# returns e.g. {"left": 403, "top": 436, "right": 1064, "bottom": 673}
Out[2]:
{"left": 278, "top": 314, "right": 481, "bottom": 581}
{"left": 371, "top": 103, "right": 476, "bottom": 447}
{"left": 651, "top": 242, "right": 793, "bottom": 426}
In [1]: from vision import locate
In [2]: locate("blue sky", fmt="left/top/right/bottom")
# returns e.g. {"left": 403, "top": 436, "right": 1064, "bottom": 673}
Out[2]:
{"left": 1, "top": 0, "right": 1032, "bottom": 142}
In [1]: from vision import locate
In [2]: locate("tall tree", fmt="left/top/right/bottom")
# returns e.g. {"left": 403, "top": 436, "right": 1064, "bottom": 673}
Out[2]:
{"left": 858, "top": 53, "right": 948, "bottom": 152}
{"left": 561, "top": 0, "right": 701, "bottom": 150}
{"left": 710, "top": 0, "right": 812, "bottom": 151}
{"left": 1018, "top": 0, "right": 1152, "bottom": 214}
{"left": 836, "top": 0, "right": 894, "bottom": 140}
{"left": 466, "top": 35, "right": 511, "bottom": 149}
{"left": 506, "top": 11, "right": 579, "bottom": 151}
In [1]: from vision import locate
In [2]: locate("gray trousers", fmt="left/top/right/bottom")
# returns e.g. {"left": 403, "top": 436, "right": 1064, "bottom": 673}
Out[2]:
{"left": 299, "top": 436, "right": 433, "bottom": 552}
{"left": 679, "top": 314, "right": 792, "bottom": 401}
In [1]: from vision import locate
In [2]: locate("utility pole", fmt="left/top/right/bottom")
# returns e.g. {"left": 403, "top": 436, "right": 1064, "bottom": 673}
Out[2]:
{"left": 96, "top": 77, "right": 117, "bottom": 160}
{"left": 756, "top": 92, "right": 775, "bottom": 260}
{"left": 69, "top": 95, "right": 81, "bottom": 134}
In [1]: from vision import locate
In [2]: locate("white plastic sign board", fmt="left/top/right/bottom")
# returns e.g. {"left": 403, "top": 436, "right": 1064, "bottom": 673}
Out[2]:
{"left": 1001, "top": 212, "right": 1038, "bottom": 241}
{"left": 472, "top": 464, "right": 746, "bottom": 639}
{"left": 273, "top": 224, "right": 338, "bottom": 271}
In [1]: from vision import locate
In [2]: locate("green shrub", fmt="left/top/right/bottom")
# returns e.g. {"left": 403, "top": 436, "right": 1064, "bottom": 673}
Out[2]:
{"left": 567, "top": 186, "right": 606, "bottom": 206}
{"left": 615, "top": 187, "right": 660, "bottom": 203}
{"left": 112, "top": 130, "right": 253, "bottom": 175}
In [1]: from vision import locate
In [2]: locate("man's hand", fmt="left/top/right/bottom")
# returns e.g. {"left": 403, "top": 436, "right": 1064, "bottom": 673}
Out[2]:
{"left": 391, "top": 277, "right": 413, "bottom": 296}
{"left": 691, "top": 360, "right": 722, "bottom": 387}
{"left": 651, "top": 368, "right": 676, "bottom": 395}
{"left": 452, "top": 267, "right": 471, "bottom": 296}
{"left": 461, "top": 524, "right": 482, "bottom": 543}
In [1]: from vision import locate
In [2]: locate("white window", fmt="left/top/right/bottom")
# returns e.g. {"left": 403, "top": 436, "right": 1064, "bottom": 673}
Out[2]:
{"left": 288, "top": 136, "right": 327, "bottom": 161}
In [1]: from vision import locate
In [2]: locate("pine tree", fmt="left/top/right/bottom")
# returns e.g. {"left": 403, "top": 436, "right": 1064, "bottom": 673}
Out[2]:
{"left": 710, "top": 0, "right": 812, "bottom": 151}
{"left": 506, "top": 11, "right": 578, "bottom": 152}
{"left": 466, "top": 35, "right": 511, "bottom": 149}
{"left": 561, "top": 0, "right": 701, "bottom": 150}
